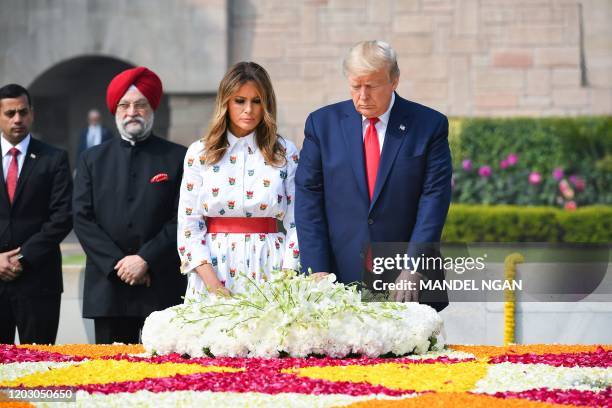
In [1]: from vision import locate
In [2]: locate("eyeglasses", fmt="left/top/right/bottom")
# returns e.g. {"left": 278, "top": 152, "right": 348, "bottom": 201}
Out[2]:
{"left": 116, "top": 101, "right": 150, "bottom": 113}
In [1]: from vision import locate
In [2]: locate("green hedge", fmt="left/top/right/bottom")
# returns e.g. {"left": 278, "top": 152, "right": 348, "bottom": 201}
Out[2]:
{"left": 443, "top": 205, "right": 612, "bottom": 243}
{"left": 449, "top": 117, "right": 612, "bottom": 171}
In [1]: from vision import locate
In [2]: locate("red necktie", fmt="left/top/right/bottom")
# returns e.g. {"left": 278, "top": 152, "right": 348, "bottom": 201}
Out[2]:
{"left": 6, "top": 147, "right": 20, "bottom": 204}
{"left": 364, "top": 117, "right": 380, "bottom": 200}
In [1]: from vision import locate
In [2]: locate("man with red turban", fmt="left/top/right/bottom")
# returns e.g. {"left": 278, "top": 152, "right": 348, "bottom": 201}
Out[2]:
{"left": 73, "top": 67, "right": 187, "bottom": 344}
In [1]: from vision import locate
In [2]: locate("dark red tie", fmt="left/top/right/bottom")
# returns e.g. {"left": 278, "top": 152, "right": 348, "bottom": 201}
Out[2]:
{"left": 6, "top": 147, "right": 20, "bottom": 204}
{"left": 364, "top": 117, "right": 380, "bottom": 200}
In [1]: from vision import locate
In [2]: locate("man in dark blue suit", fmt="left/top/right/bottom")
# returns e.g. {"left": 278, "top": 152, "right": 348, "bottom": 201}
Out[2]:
{"left": 75, "top": 109, "right": 113, "bottom": 166}
{"left": 295, "top": 41, "right": 451, "bottom": 311}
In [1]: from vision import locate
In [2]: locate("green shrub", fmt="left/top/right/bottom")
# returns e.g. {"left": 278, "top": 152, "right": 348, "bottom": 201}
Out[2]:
{"left": 450, "top": 117, "right": 612, "bottom": 206}
{"left": 443, "top": 205, "right": 612, "bottom": 243}
{"left": 452, "top": 117, "right": 612, "bottom": 171}
{"left": 557, "top": 206, "right": 612, "bottom": 243}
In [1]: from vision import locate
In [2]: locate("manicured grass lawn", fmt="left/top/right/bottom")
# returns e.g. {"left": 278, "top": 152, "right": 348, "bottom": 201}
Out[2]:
{"left": 62, "top": 253, "right": 86, "bottom": 266}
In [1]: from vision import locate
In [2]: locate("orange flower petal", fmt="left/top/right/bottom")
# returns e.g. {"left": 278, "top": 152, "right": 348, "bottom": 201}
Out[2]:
{"left": 16, "top": 344, "right": 145, "bottom": 358}
{"left": 0, "top": 403, "right": 35, "bottom": 408}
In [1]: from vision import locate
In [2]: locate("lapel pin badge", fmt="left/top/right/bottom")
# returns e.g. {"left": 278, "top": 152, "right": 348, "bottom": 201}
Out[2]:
{"left": 399, "top": 124, "right": 406, "bottom": 131}
{"left": 30, "top": 153, "right": 36, "bottom": 159}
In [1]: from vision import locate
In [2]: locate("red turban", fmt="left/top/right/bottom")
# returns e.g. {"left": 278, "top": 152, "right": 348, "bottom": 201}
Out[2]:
{"left": 106, "top": 67, "right": 163, "bottom": 115}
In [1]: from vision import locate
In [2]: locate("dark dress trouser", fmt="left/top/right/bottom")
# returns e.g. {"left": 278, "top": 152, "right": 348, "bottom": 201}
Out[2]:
{"left": 0, "top": 287, "right": 61, "bottom": 344}
{"left": 93, "top": 316, "right": 146, "bottom": 344}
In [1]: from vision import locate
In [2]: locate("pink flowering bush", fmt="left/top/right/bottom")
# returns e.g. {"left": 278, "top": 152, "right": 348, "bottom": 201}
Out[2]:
{"left": 478, "top": 165, "right": 491, "bottom": 178}
{"left": 451, "top": 117, "right": 612, "bottom": 207}
{"left": 528, "top": 171, "right": 542, "bottom": 185}
{"left": 452, "top": 152, "right": 600, "bottom": 208}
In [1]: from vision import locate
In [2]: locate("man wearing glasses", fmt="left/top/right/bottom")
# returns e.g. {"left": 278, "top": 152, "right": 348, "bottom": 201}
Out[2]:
{"left": 73, "top": 67, "right": 187, "bottom": 344}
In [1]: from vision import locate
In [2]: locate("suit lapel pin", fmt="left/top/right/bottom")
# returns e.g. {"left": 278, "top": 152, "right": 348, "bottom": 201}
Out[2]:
{"left": 30, "top": 153, "right": 36, "bottom": 159}
{"left": 399, "top": 124, "right": 406, "bottom": 131}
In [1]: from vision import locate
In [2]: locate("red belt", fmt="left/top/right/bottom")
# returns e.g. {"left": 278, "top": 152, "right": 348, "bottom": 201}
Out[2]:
{"left": 206, "top": 217, "right": 278, "bottom": 233}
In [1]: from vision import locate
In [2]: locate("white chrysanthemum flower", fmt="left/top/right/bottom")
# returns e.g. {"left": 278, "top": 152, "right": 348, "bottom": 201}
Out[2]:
{"left": 142, "top": 271, "right": 444, "bottom": 358}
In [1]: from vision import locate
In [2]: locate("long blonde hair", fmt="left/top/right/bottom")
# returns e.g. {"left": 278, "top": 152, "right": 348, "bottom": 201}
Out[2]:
{"left": 203, "top": 62, "right": 285, "bottom": 166}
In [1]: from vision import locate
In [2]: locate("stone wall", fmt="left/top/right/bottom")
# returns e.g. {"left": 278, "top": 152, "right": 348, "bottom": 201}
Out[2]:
{"left": 0, "top": 0, "right": 228, "bottom": 147}
{"left": 0, "top": 0, "right": 609, "bottom": 147}
{"left": 0, "top": 0, "right": 228, "bottom": 93}
{"left": 168, "top": 94, "right": 217, "bottom": 146}
{"left": 230, "top": 0, "right": 612, "bottom": 146}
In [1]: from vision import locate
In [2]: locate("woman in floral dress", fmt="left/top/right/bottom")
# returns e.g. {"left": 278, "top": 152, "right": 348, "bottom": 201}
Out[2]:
{"left": 178, "top": 62, "right": 299, "bottom": 300}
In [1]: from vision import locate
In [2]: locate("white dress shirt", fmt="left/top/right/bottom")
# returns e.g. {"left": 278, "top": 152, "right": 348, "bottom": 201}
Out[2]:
{"left": 361, "top": 92, "right": 396, "bottom": 154}
{"left": 86, "top": 125, "right": 102, "bottom": 148}
{"left": 1, "top": 133, "right": 31, "bottom": 180}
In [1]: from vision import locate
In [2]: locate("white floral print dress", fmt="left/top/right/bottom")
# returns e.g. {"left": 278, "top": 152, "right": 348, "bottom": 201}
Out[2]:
{"left": 178, "top": 131, "right": 300, "bottom": 300}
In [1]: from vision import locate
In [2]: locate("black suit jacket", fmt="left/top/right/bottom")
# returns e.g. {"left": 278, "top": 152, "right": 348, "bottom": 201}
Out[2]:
{"left": 0, "top": 138, "right": 73, "bottom": 296}
{"left": 75, "top": 126, "right": 114, "bottom": 166}
{"left": 73, "top": 135, "right": 187, "bottom": 318}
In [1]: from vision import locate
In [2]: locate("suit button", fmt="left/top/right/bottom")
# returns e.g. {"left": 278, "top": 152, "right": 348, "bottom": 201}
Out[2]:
{"left": 128, "top": 197, "right": 134, "bottom": 202}
{"left": 359, "top": 252, "right": 364, "bottom": 259}
{"left": 368, "top": 218, "right": 374, "bottom": 225}
{"left": 128, "top": 222, "right": 133, "bottom": 228}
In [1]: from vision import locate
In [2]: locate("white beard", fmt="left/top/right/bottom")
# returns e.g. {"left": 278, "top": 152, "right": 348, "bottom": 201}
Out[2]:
{"left": 116, "top": 112, "right": 155, "bottom": 144}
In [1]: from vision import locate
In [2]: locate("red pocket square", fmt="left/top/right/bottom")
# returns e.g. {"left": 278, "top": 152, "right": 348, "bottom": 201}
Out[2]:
{"left": 150, "top": 173, "right": 169, "bottom": 183}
